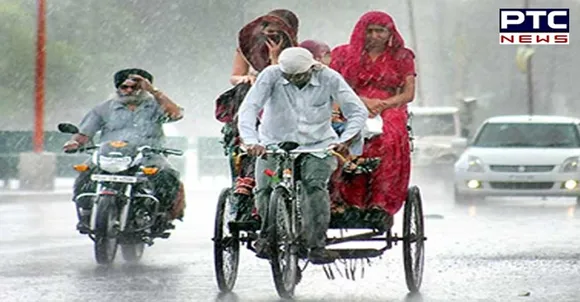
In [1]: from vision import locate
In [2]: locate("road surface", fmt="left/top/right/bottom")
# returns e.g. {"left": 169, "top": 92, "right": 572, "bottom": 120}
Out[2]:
{"left": 1, "top": 173, "right": 579, "bottom": 301}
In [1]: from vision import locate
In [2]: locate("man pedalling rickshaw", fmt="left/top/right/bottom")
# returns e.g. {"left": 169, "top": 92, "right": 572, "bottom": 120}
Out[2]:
{"left": 212, "top": 46, "right": 426, "bottom": 299}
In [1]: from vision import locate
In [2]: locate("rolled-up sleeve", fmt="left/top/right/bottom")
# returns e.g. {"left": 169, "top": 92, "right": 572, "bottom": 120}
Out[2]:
{"left": 78, "top": 108, "right": 103, "bottom": 137}
{"left": 330, "top": 71, "right": 368, "bottom": 150}
{"left": 237, "top": 67, "right": 274, "bottom": 145}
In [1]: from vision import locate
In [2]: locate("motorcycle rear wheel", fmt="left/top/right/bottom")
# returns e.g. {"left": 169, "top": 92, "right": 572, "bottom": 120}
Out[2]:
{"left": 121, "top": 243, "right": 145, "bottom": 262}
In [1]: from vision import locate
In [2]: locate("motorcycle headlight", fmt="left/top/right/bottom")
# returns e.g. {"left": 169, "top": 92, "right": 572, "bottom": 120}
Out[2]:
{"left": 98, "top": 156, "right": 133, "bottom": 173}
{"left": 467, "top": 155, "right": 485, "bottom": 172}
{"left": 560, "top": 156, "right": 579, "bottom": 172}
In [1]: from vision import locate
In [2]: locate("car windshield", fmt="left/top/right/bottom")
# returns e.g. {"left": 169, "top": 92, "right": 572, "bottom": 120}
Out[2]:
{"left": 472, "top": 122, "right": 580, "bottom": 148}
{"left": 411, "top": 113, "right": 457, "bottom": 136}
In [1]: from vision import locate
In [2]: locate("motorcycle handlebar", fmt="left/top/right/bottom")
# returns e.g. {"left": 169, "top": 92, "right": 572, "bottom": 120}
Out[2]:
{"left": 64, "top": 145, "right": 183, "bottom": 157}
{"left": 138, "top": 146, "right": 184, "bottom": 156}
{"left": 63, "top": 146, "right": 98, "bottom": 154}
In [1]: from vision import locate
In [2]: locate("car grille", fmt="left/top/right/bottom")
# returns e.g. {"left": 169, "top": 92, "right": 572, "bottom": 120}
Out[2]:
{"left": 488, "top": 182, "right": 554, "bottom": 190}
{"left": 489, "top": 165, "right": 555, "bottom": 173}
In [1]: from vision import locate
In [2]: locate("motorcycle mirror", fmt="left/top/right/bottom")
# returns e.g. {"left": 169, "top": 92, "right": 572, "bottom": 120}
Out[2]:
{"left": 58, "top": 123, "right": 79, "bottom": 134}
{"left": 165, "top": 149, "right": 184, "bottom": 156}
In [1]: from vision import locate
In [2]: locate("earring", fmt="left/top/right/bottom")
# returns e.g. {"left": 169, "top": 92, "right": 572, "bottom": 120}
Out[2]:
{"left": 387, "top": 36, "right": 393, "bottom": 47}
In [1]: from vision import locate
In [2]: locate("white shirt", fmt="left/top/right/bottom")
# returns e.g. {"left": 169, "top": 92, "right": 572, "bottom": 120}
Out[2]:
{"left": 238, "top": 65, "right": 368, "bottom": 155}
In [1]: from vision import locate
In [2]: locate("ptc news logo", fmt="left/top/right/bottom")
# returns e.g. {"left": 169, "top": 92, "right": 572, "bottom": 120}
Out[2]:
{"left": 499, "top": 9, "right": 569, "bottom": 45}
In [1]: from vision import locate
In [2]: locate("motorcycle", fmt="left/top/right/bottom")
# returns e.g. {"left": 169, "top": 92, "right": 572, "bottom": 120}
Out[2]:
{"left": 58, "top": 123, "right": 184, "bottom": 265}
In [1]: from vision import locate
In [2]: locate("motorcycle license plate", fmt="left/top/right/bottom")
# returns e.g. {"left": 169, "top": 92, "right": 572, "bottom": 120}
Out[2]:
{"left": 91, "top": 174, "right": 138, "bottom": 183}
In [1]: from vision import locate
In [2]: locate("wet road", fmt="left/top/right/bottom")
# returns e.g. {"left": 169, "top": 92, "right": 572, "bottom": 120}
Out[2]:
{"left": 1, "top": 175, "right": 580, "bottom": 302}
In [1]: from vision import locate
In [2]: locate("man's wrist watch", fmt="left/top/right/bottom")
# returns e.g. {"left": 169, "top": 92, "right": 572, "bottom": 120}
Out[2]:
{"left": 151, "top": 86, "right": 161, "bottom": 94}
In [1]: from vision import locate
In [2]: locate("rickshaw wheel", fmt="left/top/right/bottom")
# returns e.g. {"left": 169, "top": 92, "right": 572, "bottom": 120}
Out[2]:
{"left": 403, "top": 185, "right": 425, "bottom": 293}
{"left": 267, "top": 187, "right": 299, "bottom": 299}
{"left": 213, "top": 187, "right": 240, "bottom": 293}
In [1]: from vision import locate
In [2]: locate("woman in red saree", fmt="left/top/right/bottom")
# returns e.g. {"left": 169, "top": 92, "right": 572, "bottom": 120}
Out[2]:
{"left": 330, "top": 11, "right": 417, "bottom": 220}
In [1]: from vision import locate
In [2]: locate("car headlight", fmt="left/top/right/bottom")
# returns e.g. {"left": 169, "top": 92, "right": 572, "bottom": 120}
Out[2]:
{"left": 560, "top": 156, "right": 579, "bottom": 172}
{"left": 98, "top": 156, "right": 133, "bottom": 173}
{"left": 467, "top": 155, "right": 485, "bottom": 172}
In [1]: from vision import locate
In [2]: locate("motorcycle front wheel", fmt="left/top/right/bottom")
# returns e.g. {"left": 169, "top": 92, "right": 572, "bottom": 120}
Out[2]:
{"left": 94, "top": 195, "right": 119, "bottom": 265}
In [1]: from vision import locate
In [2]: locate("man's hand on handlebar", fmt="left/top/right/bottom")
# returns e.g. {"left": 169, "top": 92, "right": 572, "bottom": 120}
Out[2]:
{"left": 331, "top": 133, "right": 361, "bottom": 158}
{"left": 63, "top": 133, "right": 90, "bottom": 152}
{"left": 329, "top": 142, "right": 350, "bottom": 158}
{"left": 63, "top": 140, "right": 80, "bottom": 152}
{"left": 245, "top": 144, "right": 266, "bottom": 157}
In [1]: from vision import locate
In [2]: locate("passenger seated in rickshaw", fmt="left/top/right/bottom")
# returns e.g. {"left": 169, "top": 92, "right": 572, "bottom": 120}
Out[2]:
{"left": 300, "top": 38, "right": 383, "bottom": 226}
{"left": 328, "top": 11, "right": 418, "bottom": 226}
{"left": 298, "top": 40, "right": 346, "bottom": 137}
{"left": 299, "top": 39, "right": 382, "bottom": 179}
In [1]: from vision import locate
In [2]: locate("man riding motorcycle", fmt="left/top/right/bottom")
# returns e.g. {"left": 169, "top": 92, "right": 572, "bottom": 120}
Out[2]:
{"left": 62, "top": 68, "right": 186, "bottom": 232}
{"left": 237, "top": 47, "right": 368, "bottom": 263}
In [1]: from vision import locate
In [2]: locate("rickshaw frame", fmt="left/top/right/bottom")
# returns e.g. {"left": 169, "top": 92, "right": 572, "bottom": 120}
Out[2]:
{"left": 212, "top": 139, "right": 426, "bottom": 299}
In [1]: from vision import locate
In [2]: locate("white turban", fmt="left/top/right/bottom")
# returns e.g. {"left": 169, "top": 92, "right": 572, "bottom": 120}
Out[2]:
{"left": 278, "top": 47, "right": 320, "bottom": 74}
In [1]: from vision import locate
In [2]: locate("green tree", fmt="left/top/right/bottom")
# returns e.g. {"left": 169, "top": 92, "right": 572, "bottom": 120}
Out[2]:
{"left": 0, "top": 0, "right": 85, "bottom": 125}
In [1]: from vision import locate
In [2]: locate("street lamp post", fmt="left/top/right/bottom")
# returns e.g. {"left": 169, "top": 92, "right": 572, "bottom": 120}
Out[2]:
{"left": 406, "top": 0, "right": 423, "bottom": 106}
{"left": 523, "top": 0, "right": 534, "bottom": 115}
{"left": 34, "top": 0, "right": 46, "bottom": 153}
{"left": 19, "top": 0, "right": 53, "bottom": 191}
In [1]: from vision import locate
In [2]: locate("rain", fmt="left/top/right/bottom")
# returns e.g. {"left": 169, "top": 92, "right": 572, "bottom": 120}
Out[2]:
{"left": 1, "top": 0, "right": 579, "bottom": 301}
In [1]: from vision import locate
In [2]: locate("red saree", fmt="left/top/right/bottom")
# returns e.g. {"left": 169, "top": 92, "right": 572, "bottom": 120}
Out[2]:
{"left": 330, "top": 11, "right": 417, "bottom": 216}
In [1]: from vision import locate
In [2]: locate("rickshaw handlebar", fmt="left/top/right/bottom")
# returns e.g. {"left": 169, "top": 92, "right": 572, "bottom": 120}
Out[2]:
{"left": 237, "top": 144, "right": 347, "bottom": 161}
{"left": 281, "top": 146, "right": 336, "bottom": 154}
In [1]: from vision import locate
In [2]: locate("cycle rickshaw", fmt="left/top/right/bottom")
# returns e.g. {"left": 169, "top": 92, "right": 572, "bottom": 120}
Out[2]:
{"left": 212, "top": 121, "right": 426, "bottom": 299}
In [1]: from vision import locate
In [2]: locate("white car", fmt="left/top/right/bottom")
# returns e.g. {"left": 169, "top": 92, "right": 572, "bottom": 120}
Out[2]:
{"left": 453, "top": 115, "right": 580, "bottom": 204}
{"left": 409, "top": 106, "right": 468, "bottom": 167}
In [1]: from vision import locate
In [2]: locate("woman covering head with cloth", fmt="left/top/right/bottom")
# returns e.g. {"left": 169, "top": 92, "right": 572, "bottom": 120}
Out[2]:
{"left": 230, "top": 9, "right": 299, "bottom": 85}
{"left": 216, "top": 9, "right": 300, "bottom": 222}
{"left": 329, "top": 11, "right": 417, "bottom": 223}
